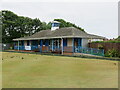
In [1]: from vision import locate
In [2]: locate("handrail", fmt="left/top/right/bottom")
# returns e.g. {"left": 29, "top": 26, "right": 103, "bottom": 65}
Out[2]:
{"left": 14, "top": 45, "right": 39, "bottom": 50}
{"left": 74, "top": 46, "right": 104, "bottom": 56}
{"left": 14, "top": 45, "right": 104, "bottom": 56}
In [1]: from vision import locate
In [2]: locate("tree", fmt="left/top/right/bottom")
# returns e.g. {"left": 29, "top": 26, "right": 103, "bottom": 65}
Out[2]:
{"left": 2, "top": 10, "right": 20, "bottom": 43}
{"left": 54, "top": 19, "right": 85, "bottom": 32}
{"left": 32, "top": 18, "right": 42, "bottom": 33}
{"left": 2, "top": 10, "right": 42, "bottom": 43}
{"left": 115, "top": 36, "right": 120, "bottom": 41}
{"left": 0, "top": 11, "right": 2, "bottom": 43}
{"left": 2, "top": 10, "right": 85, "bottom": 43}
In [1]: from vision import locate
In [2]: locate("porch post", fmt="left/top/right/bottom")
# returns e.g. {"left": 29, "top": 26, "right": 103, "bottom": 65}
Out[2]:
{"left": 72, "top": 38, "right": 74, "bottom": 53}
{"left": 58, "top": 39, "right": 59, "bottom": 50}
{"left": 78, "top": 38, "right": 80, "bottom": 47}
{"left": 30, "top": 40, "right": 31, "bottom": 46}
{"left": 18, "top": 40, "right": 19, "bottom": 51}
{"left": 61, "top": 38, "right": 63, "bottom": 55}
{"left": 22, "top": 41, "right": 24, "bottom": 50}
{"left": 29, "top": 40, "right": 31, "bottom": 50}
{"left": 78, "top": 38, "right": 81, "bottom": 47}
{"left": 52, "top": 39, "right": 54, "bottom": 51}
{"left": 40, "top": 40, "right": 43, "bottom": 52}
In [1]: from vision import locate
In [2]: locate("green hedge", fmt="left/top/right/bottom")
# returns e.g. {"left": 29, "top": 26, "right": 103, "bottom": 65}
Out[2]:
{"left": 92, "top": 41, "right": 120, "bottom": 43}
{"left": 105, "top": 49, "right": 120, "bottom": 58}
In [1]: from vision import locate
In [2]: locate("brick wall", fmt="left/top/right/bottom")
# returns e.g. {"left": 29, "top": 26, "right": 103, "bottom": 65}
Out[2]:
{"left": 88, "top": 43, "right": 120, "bottom": 53}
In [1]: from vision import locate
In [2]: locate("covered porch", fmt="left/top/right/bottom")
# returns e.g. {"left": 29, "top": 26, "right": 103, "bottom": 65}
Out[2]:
{"left": 14, "top": 38, "right": 104, "bottom": 56}
{"left": 14, "top": 38, "right": 82, "bottom": 53}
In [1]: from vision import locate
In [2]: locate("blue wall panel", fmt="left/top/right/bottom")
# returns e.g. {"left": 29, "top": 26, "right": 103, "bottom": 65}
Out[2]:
{"left": 63, "top": 38, "right": 67, "bottom": 46}
{"left": 45, "top": 40, "right": 49, "bottom": 46}
{"left": 40, "top": 40, "right": 43, "bottom": 52}
{"left": 40, "top": 40, "right": 43, "bottom": 46}
{"left": 78, "top": 38, "right": 82, "bottom": 47}
{"left": 21, "top": 41, "right": 24, "bottom": 46}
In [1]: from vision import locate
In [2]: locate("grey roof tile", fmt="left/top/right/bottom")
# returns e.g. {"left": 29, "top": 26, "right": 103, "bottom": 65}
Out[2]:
{"left": 13, "top": 27, "right": 105, "bottom": 40}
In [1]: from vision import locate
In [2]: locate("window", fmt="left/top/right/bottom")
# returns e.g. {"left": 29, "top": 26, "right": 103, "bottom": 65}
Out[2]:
{"left": 19, "top": 41, "right": 24, "bottom": 46}
{"left": 43, "top": 40, "right": 46, "bottom": 46}
{"left": 42, "top": 40, "right": 49, "bottom": 46}
{"left": 52, "top": 23, "right": 59, "bottom": 27}
{"left": 32, "top": 40, "right": 38, "bottom": 46}
{"left": 27, "top": 41, "right": 29, "bottom": 46}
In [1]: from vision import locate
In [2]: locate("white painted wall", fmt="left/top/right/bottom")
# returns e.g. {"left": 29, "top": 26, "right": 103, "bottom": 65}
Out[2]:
{"left": 51, "top": 27, "right": 59, "bottom": 31}
{"left": 81, "top": 38, "right": 89, "bottom": 47}
{"left": 88, "top": 39, "right": 103, "bottom": 42}
{"left": 82, "top": 38, "right": 104, "bottom": 47}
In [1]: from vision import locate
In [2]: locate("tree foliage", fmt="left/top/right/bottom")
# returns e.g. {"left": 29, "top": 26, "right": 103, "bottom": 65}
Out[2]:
{"left": 2, "top": 10, "right": 42, "bottom": 43}
{"left": 54, "top": 19, "right": 85, "bottom": 32}
{"left": 116, "top": 36, "right": 120, "bottom": 41}
{"left": 105, "top": 49, "right": 120, "bottom": 57}
{"left": 2, "top": 10, "right": 85, "bottom": 43}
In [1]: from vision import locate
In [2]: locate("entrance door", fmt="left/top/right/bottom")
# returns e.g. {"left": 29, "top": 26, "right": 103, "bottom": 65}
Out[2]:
{"left": 53, "top": 39, "right": 61, "bottom": 51}
{"left": 50, "top": 39, "right": 61, "bottom": 51}
{"left": 74, "top": 38, "right": 82, "bottom": 52}
{"left": 74, "top": 38, "right": 82, "bottom": 47}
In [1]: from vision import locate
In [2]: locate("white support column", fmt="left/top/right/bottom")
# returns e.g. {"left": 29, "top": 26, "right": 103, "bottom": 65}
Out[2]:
{"left": 72, "top": 38, "right": 74, "bottom": 53}
{"left": 72, "top": 38, "right": 74, "bottom": 56}
{"left": 61, "top": 38, "right": 63, "bottom": 55}
{"left": 30, "top": 40, "right": 32, "bottom": 50}
{"left": 30, "top": 40, "right": 31, "bottom": 46}
{"left": 18, "top": 40, "right": 19, "bottom": 51}
{"left": 52, "top": 39, "right": 54, "bottom": 51}
{"left": 58, "top": 39, "right": 59, "bottom": 50}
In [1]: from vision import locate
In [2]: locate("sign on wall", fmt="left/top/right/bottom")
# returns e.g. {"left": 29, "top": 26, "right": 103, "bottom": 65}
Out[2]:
{"left": 25, "top": 46, "right": 31, "bottom": 50}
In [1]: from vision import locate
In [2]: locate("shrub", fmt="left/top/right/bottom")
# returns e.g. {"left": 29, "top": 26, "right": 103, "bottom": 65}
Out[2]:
{"left": 92, "top": 41, "right": 120, "bottom": 43}
{"left": 98, "top": 44, "right": 104, "bottom": 49}
{"left": 105, "top": 49, "right": 120, "bottom": 57}
{"left": 10, "top": 47, "right": 13, "bottom": 50}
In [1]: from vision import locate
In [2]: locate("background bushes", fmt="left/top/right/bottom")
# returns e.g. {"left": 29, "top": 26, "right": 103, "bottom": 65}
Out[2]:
{"left": 105, "top": 49, "right": 120, "bottom": 58}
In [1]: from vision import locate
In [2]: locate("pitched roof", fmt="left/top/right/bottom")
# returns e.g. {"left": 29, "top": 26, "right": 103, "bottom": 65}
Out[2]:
{"left": 13, "top": 27, "right": 105, "bottom": 41}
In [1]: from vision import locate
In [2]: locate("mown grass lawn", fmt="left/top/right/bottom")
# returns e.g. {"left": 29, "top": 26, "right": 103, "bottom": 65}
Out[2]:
{"left": 2, "top": 52, "right": 118, "bottom": 88}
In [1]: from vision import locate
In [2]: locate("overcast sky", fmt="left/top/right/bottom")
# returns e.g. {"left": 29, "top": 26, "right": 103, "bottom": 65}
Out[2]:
{"left": 1, "top": 0, "right": 119, "bottom": 39}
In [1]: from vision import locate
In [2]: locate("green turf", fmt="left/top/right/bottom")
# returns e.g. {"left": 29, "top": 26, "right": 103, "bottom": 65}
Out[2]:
{"left": 2, "top": 52, "right": 118, "bottom": 88}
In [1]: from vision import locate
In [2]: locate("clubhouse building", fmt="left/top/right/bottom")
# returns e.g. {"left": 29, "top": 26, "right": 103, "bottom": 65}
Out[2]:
{"left": 13, "top": 21, "right": 105, "bottom": 56}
